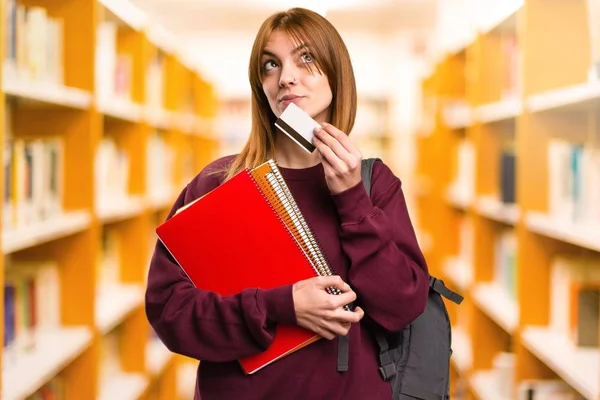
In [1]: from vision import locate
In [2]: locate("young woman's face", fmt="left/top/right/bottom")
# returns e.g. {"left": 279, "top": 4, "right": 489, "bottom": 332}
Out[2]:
{"left": 260, "top": 30, "right": 333, "bottom": 124}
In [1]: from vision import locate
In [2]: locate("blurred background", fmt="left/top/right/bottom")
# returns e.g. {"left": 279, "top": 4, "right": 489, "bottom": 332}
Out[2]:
{"left": 1, "top": 0, "right": 600, "bottom": 399}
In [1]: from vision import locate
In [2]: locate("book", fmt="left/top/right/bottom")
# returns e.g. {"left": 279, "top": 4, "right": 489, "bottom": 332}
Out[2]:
{"left": 156, "top": 160, "right": 334, "bottom": 374}
{"left": 249, "top": 161, "right": 342, "bottom": 288}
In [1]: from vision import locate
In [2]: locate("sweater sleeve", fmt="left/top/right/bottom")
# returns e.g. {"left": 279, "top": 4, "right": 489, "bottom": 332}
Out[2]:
{"left": 145, "top": 180, "right": 297, "bottom": 362}
{"left": 330, "top": 161, "right": 429, "bottom": 333}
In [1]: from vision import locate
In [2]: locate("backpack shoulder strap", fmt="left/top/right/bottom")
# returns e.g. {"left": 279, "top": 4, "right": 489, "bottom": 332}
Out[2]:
{"left": 430, "top": 276, "right": 463, "bottom": 304}
{"left": 337, "top": 158, "right": 381, "bottom": 372}
{"left": 360, "top": 157, "right": 381, "bottom": 197}
{"left": 361, "top": 157, "right": 399, "bottom": 381}
{"left": 338, "top": 158, "right": 383, "bottom": 373}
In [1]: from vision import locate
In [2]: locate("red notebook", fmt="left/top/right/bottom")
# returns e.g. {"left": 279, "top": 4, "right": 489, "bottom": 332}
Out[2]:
{"left": 155, "top": 167, "right": 320, "bottom": 374}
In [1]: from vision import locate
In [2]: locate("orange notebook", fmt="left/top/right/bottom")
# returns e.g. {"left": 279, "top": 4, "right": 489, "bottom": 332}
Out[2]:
{"left": 156, "top": 161, "right": 330, "bottom": 374}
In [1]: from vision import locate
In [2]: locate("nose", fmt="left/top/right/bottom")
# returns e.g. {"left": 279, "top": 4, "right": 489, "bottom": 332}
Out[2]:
{"left": 279, "top": 63, "right": 299, "bottom": 88}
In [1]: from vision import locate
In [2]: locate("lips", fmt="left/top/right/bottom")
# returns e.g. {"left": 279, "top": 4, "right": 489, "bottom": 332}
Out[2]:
{"left": 280, "top": 95, "right": 303, "bottom": 102}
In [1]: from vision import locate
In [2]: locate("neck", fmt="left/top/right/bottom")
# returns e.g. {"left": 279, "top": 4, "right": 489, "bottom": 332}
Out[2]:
{"left": 273, "top": 131, "right": 320, "bottom": 169}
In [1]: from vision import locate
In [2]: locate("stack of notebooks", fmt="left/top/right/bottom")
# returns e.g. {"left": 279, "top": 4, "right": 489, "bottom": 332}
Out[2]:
{"left": 156, "top": 159, "right": 342, "bottom": 374}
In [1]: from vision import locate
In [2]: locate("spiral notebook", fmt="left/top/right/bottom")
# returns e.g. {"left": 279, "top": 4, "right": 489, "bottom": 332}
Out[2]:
{"left": 155, "top": 160, "right": 337, "bottom": 374}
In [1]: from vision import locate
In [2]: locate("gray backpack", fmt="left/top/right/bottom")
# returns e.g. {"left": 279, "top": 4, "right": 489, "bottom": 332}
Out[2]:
{"left": 337, "top": 158, "right": 464, "bottom": 400}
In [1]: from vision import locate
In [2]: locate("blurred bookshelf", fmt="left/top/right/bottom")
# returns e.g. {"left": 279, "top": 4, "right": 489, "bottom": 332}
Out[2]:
{"left": 1, "top": 0, "right": 219, "bottom": 399}
{"left": 215, "top": 95, "right": 394, "bottom": 160}
{"left": 418, "top": 1, "right": 600, "bottom": 399}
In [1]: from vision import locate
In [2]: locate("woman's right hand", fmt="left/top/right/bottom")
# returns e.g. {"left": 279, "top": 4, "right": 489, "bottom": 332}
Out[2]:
{"left": 292, "top": 275, "right": 364, "bottom": 340}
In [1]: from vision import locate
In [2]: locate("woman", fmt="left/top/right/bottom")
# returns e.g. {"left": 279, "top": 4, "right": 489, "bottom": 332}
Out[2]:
{"left": 145, "top": 7, "right": 429, "bottom": 400}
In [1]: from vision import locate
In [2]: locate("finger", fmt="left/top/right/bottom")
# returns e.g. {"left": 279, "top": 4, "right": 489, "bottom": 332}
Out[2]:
{"left": 316, "top": 275, "right": 349, "bottom": 291}
{"left": 313, "top": 136, "right": 346, "bottom": 173}
{"left": 326, "top": 290, "right": 357, "bottom": 309}
{"left": 317, "top": 326, "right": 337, "bottom": 340}
{"left": 348, "top": 307, "right": 364, "bottom": 323}
{"left": 314, "top": 130, "right": 357, "bottom": 173}
{"left": 353, "top": 306, "right": 365, "bottom": 322}
{"left": 327, "top": 307, "right": 363, "bottom": 324}
{"left": 321, "top": 123, "right": 361, "bottom": 158}
{"left": 318, "top": 149, "right": 337, "bottom": 177}
{"left": 314, "top": 131, "right": 361, "bottom": 175}
{"left": 314, "top": 127, "right": 351, "bottom": 162}
{"left": 322, "top": 320, "right": 351, "bottom": 337}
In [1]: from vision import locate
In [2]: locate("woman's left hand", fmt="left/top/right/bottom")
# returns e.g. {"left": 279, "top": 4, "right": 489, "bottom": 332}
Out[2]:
{"left": 313, "top": 123, "right": 362, "bottom": 194}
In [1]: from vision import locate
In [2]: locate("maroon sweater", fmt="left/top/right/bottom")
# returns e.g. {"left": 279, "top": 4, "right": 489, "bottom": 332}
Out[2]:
{"left": 145, "top": 155, "right": 429, "bottom": 400}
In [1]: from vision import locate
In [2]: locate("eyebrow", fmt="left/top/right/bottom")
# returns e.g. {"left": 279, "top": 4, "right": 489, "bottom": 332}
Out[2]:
{"left": 261, "top": 44, "right": 309, "bottom": 58}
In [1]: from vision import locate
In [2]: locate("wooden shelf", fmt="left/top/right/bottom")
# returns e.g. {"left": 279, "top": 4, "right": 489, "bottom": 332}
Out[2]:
{"left": 98, "top": 98, "right": 144, "bottom": 123}
{"left": 471, "top": 282, "right": 518, "bottom": 334}
{"left": 2, "top": 211, "right": 92, "bottom": 254}
{"left": 418, "top": 1, "right": 600, "bottom": 395}
{"left": 445, "top": 185, "right": 473, "bottom": 210}
{"left": 145, "top": 108, "right": 173, "bottom": 130}
{"left": 0, "top": 0, "right": 220, "bottom": 397}
{"left": 410, "top": 176, "right": 433, "bottom": 198}
{"left": 2, "top": 327, "right": 93, "bottom": 400}
{"left": 475, "top": 98, "right": 522, "bottom": 124}
{"left": 476, "top": 0, "right": 523, "bottom": 34}
{"left": 443, "top": 257, "right": 473, "bottom": 293}
{"left": 526, "top": 81, "right": 600, "bottom": 113}
{"left": 469, "top": 370, "right": 508, "bottom": 400}
{"left": 451, "top": 325, "right": 472, "bottom": 373}
{"left": 525, "top": 212, "right": 600, "bottom": 252}
{"left": 98, "top": 0, "right": 148, "bottom": 30}
{"left": 416, "top": 230, "right": 433, "bottom": 254}
{"left": 521, "top": 327, "right": 599, "bottom": 400}
{"left": 97, "top": 196, "right": 146, "bottom": 225}
{"left": 146, "top": 339, "right": 173, "bottom": 376}
{"left": 173, "top": 112, "right": 196, "bottom": 134}
{"left": 98, "top": 372, "right": 149, "bottom": 400}
{"left": 146, "top": 25, "right": 179, "bottom": 56}
{"left": 2, "top": 75, "right": 92, "bottom": 109}
{"left": 474, "top": 196, "right": 519, "bottom": 225}
{"left": 147, "top": 190, "right": 176, "bottom": 211}
{"left": 177, "top": 360, "right": 198, "bottom": 400}
{"left": 443, "top": 104, "right": 473, "bottom": 129}
{"left": 96, "top": 284, "right": 145, "bottom": 334}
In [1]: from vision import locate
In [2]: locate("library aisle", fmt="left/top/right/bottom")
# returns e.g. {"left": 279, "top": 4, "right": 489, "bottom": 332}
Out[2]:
{"left": 417, "top": 0, "right": 600, "bottom": 399}
{"left": 3, "top": 0, "right": 600, "bottom": 399}
{"left": 1, "top": 0, "right": 218, "bottom": 399}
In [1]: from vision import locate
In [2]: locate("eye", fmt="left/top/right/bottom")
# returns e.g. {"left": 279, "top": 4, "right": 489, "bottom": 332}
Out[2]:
{"left": 300, "top": 52, "right": 314, "bottom": 63}
{"left": 262, "top": 60, "right": 278, "bottom": 72}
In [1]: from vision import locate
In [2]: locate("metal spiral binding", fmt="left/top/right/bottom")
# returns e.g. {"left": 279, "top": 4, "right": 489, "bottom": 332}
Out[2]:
{"left": 245, "top": 169, "right": 323, "bottom": 279}
{"left": 266, "top": 161, "right": 335, "bottom": 276}
{"left": 265, "top": 164, "right": 332, "bottom": 276}
{"left": 266, "top": 161, "right": 349, "bottom": 309}
{"left": 253, "top": 169, "right": 328, "bottom": 279}
{"left": 265, "top": 173, "right": 330, "bottom": 278}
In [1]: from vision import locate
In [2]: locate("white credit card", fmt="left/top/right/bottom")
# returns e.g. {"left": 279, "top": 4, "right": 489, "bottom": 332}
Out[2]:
{"left": 274, "top": 102, "right": 320, "bottom": 153}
